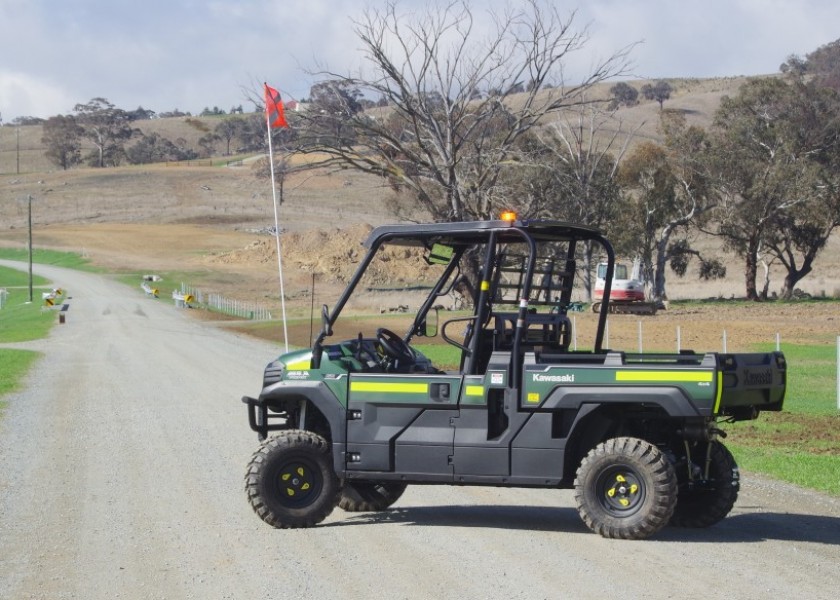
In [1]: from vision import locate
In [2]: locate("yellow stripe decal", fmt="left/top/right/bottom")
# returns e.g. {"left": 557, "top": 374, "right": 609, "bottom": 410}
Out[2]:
{"left": 350, "top": 381, "right": 429, "bottom": 394}
{"left": 465, "top": 385, "right": 484, "bottom": 397}
{"left": 480, "top": 280, "right": 490, "bottom": 291}
{"left": 527, "top": 392, "right": 541, "bottom": 404}
{"left": 615, "top": 371, "right": 713, "bottom": 383}
{"left": 285, "top": 360, "right": 311, "bottom": 370}
{"left": 714, "top": 372, "right": 723, "bottom": 414}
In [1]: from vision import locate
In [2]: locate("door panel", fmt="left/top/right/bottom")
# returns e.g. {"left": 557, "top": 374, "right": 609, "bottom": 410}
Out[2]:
{"left": 346, "top": 374, "right": 461, "bottom": 476}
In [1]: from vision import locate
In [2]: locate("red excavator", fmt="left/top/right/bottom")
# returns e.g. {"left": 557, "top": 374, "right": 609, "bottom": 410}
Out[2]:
{"left": 592, "top": 260, "right": 659, "bottom": 315}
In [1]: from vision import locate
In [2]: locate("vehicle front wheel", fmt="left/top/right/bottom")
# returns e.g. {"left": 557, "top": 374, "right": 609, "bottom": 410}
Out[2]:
{"left": 339, "top": 481, "right": 408, "bottom": 512}
{"left": 244, "top": 430, "right": 341, "bottom": 528}
{"left": 670, "top": 441, "right": 739, "bottom": 528}
{"left": 574, "top": 437, "right": 677, "bottom": 540}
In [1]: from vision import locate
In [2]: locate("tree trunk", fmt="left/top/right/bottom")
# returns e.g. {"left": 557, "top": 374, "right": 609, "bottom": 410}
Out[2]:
{"left": 760, "top": 259, "right": 771, "bottom": 300}
{"left": 744, "top": 240, "right": 759, "bottom": 301}
{"left": 652, "top": 224, "right": 675, "bottom": 302}
{"left": 582, "top": 242, "right": 595, "bottom": 302}
{"left": 780, "top": 263, "right": 813, "bottom": 300}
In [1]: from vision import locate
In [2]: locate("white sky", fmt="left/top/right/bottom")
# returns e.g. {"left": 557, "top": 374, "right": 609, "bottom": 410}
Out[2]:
{"left": 1, "top": 0, "right": 839, "bottom": 120}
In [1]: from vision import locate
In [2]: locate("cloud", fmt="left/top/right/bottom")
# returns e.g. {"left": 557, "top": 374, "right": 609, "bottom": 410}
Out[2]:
{"left": 2, "top": 0, "right": 840, "bottom": 121}
{"left": 582, "top": 0, "right": 840, "bottom": 79}
{"left": 0, "top": 71, "right": 74, "bottom": 120}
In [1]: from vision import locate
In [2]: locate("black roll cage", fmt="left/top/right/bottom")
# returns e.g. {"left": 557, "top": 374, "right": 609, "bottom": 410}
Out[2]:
{"left": 310, "top": 218, "right": 615, "bottom": 380}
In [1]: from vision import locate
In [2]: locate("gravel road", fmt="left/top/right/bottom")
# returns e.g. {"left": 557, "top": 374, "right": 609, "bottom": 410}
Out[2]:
{"left": 2, "top": 261, "right": 839, "bottom": 600}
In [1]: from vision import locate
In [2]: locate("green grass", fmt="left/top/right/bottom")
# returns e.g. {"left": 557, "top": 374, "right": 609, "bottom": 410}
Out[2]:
{"left": 0, "top": 276, "right": 56, "bottom": 416}
{"left": 0, "top": 265, "right": 50, "bottom": 288}
{"left": 726, "top": 444, "right": 839, "bottom": 496}
{"left": 0, "top": 348, "right": 41, "bottom": 396}
{"left": 414, "top": 344, "right": 461, "bottom": 370}
{"left": 756, "top": 343, "right": 837, "bottom": 415}
{"left": 0, "top": 248, "right": 97, "bottom": 271}
{"left": 0, "top": 288, "right": 56, "bottom": 342}
{"left": 0, "top": 348, "right": 43, "bottom": 418}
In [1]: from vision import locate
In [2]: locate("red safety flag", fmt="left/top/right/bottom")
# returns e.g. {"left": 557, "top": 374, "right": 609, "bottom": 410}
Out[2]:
{"left": 264, "top": 83, "right": 289, "bottom": 128}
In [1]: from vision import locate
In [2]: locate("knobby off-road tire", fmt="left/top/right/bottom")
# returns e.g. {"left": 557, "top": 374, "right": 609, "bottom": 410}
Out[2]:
{"left": 574, "top": 437, "right": 677, "bottom": 540}
{"left": 339, "top": 482, "right": 408, "bottom": 512}
{"left": 670, "top": 441, "right": 739, "bottom": 528}
{"left": 245, "top": 430, "right": 341, "bottom": 528}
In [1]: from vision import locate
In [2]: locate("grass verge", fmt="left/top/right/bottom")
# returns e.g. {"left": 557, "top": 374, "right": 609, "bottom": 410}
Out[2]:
{"left": 0, "top": 348, "right": 42, "bottom": 397}
{"left": 0, "top": 285, "right": 54, "bottom": 421}
{"left": 726, "top": 443, "right": 839, "bottom": 496}
{"left": 0, "top": 265, "right": 50, "bottom": 288}
{"left": 0, "top": 288, "right": 56, "bottom": 342}
{"left": 0, "top": 248, "right": 97, "bottom": 271}
{"left": 0, "top": 349, "right": 43, "bottom": 418}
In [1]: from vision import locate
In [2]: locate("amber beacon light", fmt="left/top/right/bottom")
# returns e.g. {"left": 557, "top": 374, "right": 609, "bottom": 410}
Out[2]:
{"left": 500, "top": 210, "right": 517, "bottom": 222}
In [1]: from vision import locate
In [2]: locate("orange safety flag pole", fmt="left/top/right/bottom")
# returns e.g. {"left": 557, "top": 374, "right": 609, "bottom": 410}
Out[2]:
{"left": 263, "top": 82, "right": 290, "bottom": 352}
{"left": 264, "top": 83, "right": 289, "bottom": 128}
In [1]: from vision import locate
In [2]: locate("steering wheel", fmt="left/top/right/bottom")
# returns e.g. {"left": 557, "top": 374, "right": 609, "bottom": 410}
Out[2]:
{"left": 376, "top": 328, "right": 415, "bottom": 364}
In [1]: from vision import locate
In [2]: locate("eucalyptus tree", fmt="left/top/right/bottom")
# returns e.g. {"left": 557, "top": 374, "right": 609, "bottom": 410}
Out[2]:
{"left": 41, "top": 115, "right": 83, "bottom": 170}
{"left": 73, "top": 98, "right": 134, "bottom": 167}
{"left": 710, "top": 77, "right": 840, "bottom": 299}
{"left": 618, "top": 112, "right": 721, "bottom": 302}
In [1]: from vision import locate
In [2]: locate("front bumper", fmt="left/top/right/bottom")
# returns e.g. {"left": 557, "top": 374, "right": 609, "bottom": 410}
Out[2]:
{"left": 242, "top": 395, "right": 290, "bottom": 441}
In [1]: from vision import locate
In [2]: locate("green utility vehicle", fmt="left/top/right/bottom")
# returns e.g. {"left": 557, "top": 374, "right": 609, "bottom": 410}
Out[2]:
{"left": 242, "top": 217, "right": 785, "bottom": 539}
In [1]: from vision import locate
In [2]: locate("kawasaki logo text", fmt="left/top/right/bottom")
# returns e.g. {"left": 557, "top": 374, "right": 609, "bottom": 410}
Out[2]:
{"left": 532, "top": 374, "right": 575, "bottom": 383}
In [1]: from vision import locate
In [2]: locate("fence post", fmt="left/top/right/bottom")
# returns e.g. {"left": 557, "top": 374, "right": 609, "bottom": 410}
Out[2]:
{"left": 638, "top": 320, "right": 643, "bottom": 353}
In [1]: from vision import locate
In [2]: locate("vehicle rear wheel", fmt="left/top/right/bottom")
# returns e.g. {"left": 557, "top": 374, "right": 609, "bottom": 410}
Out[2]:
{"left": 339, "top": 482, "right": 408, "bottom": 512}
{"left": 670, "top": 441, "right": 739, "bottom": 528}
{"left": 244, "top": 430, "right": 341, "bottom": 528}
{"left": 574, "top": 437, "right": 677, "bottom": 540}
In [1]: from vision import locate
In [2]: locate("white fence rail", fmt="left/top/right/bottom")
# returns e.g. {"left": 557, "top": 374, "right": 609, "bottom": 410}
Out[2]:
{"left": 179, "top": 283, "right": 271, "bottom": 320}
{"left": 0, "top": 288, "right": 7, "bottom": 310}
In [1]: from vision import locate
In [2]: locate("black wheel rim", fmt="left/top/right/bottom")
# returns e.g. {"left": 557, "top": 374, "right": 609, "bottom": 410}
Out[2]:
{"left": 596, "top": 467, "right": 645, "bottom": 515}
{"left": 274, "top": 457, "right": 322, "bottom": 508}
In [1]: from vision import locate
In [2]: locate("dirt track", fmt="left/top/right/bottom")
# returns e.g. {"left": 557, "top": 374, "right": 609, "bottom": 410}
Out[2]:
{"left": 1, "top": 260, "right": 839, "bottom": 600}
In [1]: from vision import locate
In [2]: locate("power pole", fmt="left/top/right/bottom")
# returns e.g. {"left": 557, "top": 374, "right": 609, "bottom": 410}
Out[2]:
{"left": 28, "top": 194, "right": 33, "bottom": 303}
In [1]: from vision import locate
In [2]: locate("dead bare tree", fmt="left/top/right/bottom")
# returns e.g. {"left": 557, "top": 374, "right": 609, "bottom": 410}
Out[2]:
{"left": 295, "top": 0, "right": 636, "bottom": 223}
{"left": 527, "top": 104, "right": 644, "bottom": 299}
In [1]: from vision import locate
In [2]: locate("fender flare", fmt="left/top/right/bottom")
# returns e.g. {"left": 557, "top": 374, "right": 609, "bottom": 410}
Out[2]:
{"left": 259, "top": 380, "right": 347, "bottom": 445}
{"left": 542, "top": 384, "right": 705, "bottom": 417}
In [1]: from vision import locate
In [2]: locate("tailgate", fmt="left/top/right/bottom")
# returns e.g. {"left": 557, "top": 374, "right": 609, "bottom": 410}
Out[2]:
{"left": 717, "top": 352, "right": 786, "bottom": 418}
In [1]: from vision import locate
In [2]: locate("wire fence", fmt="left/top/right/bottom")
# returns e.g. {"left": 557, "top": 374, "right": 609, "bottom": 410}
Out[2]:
{"left": 179, "top": 283, "right": 272, "bottom": 320}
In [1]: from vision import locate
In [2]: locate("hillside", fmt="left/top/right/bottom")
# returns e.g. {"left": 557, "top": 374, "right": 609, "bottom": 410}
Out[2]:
{"left": 2, "top": 75, "right": 838, "bottom": 311}
{"left": 0, "top": 76, "right": 752, "bottom": 174}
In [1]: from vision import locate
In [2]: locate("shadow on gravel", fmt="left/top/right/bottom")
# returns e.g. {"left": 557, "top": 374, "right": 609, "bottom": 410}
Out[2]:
{"left": 326, "top": 504, "right": 589, "bottom": 533}
{"left": 327, "top": 506, "right": 840, "bottom": 545}
{"left": 656, "top": 512, "right": 840, "bottom": 545}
